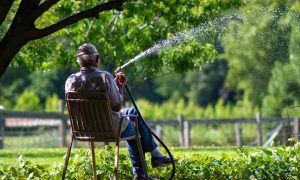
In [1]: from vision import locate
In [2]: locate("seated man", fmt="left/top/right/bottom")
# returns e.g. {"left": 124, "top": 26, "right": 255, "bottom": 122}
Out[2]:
{"left": 65, "top": 43, "right": 176, "bottom": 179}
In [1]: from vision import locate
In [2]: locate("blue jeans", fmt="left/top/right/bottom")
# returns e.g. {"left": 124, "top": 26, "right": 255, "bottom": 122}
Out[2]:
{"left": 120, "top": 108, "right": 157, "bottom": 176}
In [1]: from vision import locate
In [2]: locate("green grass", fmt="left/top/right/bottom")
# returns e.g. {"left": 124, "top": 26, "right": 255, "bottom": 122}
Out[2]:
{"left": 0, "top": 146, "right": 247, "bottom": 167}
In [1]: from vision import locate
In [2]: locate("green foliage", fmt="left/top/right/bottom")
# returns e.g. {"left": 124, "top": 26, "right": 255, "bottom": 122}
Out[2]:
{"left": 220, "top": 1, "right": 300, "bottom": 117}
{"left": 130, "top": 97, "right": 258, "bottom": 146}
{"left": 0, "top": 155, "right": 53, "bottom": 179}
{"left": 1, "top": 143, "right": 299, "bottom": 179}
{"left": 0, "top": 1, "right": 21, "bottom": 39}
{"left": 262, "top": 20, "right": 300, "bottom": 117}
{"left": 2, "top": 0, "right": 299, "bottom": 119}
{"left": 14, "top": 90, "right": 41, "bottom": 111}
{"left": 154, "top": 60, "right": 228, "bottom": 107}
{"left": 231, "top": 94, "right": 259, "bottom": 118}
{"left": 0, "top": 67, "right": 69, "bottom": 110}
{"left": 159, "top": 40, "right": 218, "bottom": 73}
{"left": 45, "top": 94, "right": 60, "bottom": 112}
{"left": 0, "top": 67, "right": 30, "bottom": 109}
{"left": 222, "top": 4, "right": 292, "bottom": 107}
{"left": 28, "top": 69, "right": 70, "bottom": 104}
{"left": 136, "top": 94, "right": 257, "bottom": 120}
{"left": 9, "top": 0, "right": 244, "bottom": 76}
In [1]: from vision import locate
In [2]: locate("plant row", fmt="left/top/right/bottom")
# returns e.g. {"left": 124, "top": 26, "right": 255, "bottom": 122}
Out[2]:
{"left": 1, "top": 143, "right": 299, "bottom": 179}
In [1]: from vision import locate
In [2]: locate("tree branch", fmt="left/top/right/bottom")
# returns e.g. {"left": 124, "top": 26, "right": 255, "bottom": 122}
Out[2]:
{"left": 0, "top": 0, "right": 14, "bottom": 26}
{"left": 34, "top": 0, "right": 60, "bottom": 18}
{"left": 34, "top": 0, "right": 127, "bottom": 39}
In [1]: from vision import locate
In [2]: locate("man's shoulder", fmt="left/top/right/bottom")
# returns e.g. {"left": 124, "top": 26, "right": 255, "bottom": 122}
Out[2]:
{"left": 66, "top": 72, "right": 78, "bottom": 80}
{"left": 97, "top": 70, "right": 110, "bottom": 74}
{"left": 97, "top": 70, "right": 114, "bottom": 78}
{"left": 69, "top": 69, "right": 111, "bottom": 76}
{"left": 66, "top": 69, "right": 113, "bottom": 82}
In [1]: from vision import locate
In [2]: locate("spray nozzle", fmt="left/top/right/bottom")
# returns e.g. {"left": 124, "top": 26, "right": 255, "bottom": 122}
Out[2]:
{"left": 114, "top": 66, "right": 122, "bottom": 74}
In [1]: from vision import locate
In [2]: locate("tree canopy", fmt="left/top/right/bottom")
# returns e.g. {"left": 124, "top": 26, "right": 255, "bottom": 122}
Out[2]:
{"left": 222, "top": 0, "right": 300, "bottom": 116}
{"left": 1, "top": 0, "right": 243, "bottom": 76}
{"left": 0, "top": 0, "right": 127, "bottom": 77}
{"left": 0, "top": 0, "right": 244, "bottom": 110}
{"left": 1, "top": 0, "right": 299, "bottom": 118}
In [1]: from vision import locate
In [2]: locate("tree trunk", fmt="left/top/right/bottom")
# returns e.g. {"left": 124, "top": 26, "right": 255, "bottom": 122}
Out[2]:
{"left": 0, "top": 29, "right": 28, "bottom": 77}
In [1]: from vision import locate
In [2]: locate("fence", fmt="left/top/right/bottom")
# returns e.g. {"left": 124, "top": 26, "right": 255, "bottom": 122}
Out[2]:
{"left": 0, "top": 110, "right": 67, "bottom": 149}
{"left": 146, "top": 113, "right": 299, "bottom": 147}
{"left": 0, "top": 109, "right": 298, "bottom": 149}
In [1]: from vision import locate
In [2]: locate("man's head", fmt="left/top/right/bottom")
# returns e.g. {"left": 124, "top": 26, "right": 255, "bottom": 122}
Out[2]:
{"left": 76, "top": 43, "right": 99, "bottom": 67}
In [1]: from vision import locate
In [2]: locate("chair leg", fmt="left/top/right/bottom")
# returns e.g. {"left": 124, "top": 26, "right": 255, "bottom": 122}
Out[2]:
{"left": 114, "top": 142, "right": 120, "bottom": 180}
{"left": 90, "top": 142, "right": 97, "bottom": 180}
{"left": 136, "top": 132, "right": 148, "bottom": 179}
{"left": 62, "top": 133, "right": 74, "bottom": 180}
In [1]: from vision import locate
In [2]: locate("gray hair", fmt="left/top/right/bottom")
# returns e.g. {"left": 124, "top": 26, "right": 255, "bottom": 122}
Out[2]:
{"left": 76, "top": 43, "right": 99, "bottom": 67}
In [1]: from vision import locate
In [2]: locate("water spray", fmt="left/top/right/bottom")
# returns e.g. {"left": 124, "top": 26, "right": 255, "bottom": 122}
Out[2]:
{"left": 119, "top": 13, "right": 243, "bottom": 71}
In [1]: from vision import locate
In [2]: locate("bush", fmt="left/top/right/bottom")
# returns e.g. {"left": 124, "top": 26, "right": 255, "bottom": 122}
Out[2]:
{"left": 45, "top": 94, "right": 60, "bottom": 112}
{"left": 136, "top": 95, "right": 258, "bottom": 120}
{"left": 14, "top": 90, "right": 41, "bottom": 111}
{"left": 1, "top": 143, "right": 299, "bottom": 179}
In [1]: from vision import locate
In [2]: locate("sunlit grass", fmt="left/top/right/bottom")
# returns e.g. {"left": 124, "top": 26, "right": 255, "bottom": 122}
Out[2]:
{"left": 0, "top": 146, "right": 249, "bottom": 167}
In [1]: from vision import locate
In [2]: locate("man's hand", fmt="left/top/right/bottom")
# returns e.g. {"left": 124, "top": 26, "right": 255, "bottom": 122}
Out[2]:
{"left": 114, "top": 67, "right": 122, "bottom": 74}
{"left": 115, "top": 71, "right": 127, "bottom": 87}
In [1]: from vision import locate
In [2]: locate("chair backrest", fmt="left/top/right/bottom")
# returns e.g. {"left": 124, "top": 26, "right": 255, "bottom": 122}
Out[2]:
{"left": 66, "top": 91, "right": 118, "bottom": 142}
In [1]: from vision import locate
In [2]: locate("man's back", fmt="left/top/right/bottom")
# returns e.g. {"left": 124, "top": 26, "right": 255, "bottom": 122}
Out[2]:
{"left": 65, "top": 66, "right": 128, "bottom": 132}
{"left": 66, "top": 67, "right": 108, "bottom": 92}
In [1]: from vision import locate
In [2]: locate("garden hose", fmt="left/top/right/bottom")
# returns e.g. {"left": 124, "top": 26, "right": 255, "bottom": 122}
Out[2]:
{"left": 124, "top": 85, "right": 176, "bottom": 180}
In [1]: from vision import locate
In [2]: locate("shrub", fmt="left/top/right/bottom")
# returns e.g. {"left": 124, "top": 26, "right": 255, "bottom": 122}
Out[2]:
{"left": 1, "top": 143, "right": 299, "bottom": 179}
{"left": 45, "top": 94, "right": 60, "bottom": 112}
{"left": 14, "top": 90, "right": 41, "bottom": 111}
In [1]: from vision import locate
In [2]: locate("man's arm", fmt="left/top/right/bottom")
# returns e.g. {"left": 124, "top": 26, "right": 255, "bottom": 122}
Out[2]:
{"left": 106, "top": 71, "right": 126, "bottom": 112}
{"left": 111, "top": 72, "right": 126, "bottom": 112}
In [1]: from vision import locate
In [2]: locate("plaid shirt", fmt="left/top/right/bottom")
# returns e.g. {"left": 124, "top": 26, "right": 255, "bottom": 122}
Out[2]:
{"left": 65, "top": 67, "right": 129, "bottom": 133}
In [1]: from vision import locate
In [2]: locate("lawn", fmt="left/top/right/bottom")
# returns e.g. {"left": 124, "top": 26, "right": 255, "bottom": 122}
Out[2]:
{"left": 0, "top": 146, "right": 241, "bottom": 166}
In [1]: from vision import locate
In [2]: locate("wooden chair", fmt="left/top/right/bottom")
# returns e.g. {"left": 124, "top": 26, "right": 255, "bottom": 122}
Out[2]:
{"left": 62, "top": 91, "right": 148, "bottom": 180}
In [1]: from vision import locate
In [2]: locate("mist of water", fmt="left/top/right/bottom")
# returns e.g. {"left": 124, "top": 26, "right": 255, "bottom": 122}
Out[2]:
{"left": 120, "top": 13, "right": 244, "bottom": 69}
{"left": 120, "top": 7, "right": 299, "bottom": 70}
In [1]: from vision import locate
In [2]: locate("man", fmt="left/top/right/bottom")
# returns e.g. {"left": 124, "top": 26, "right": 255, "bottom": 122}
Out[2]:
{"left": 65, "top": 43, "right": 176, "bottom": 179}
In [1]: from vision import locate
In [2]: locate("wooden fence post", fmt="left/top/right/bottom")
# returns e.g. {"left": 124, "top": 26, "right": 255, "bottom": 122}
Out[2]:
{"left": 294, "top": 117, "right": 299, "bottom": 143}
{"left": 178, "top": 114, "right": 184, "bottom": 147}
{"left": 58, "top": 100, "right": 66, "bottom": 147}
{"left": 0, "top": 117, "right": 4, "bottom": 149}
{"left": 183, "top": 121, "right": 190, "bottom": 147}
{"left": 234, "top": 123, "right": 242, "bottom": 146}
{"left": 256, "top": 112, "right": 262, "bottom": 147}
